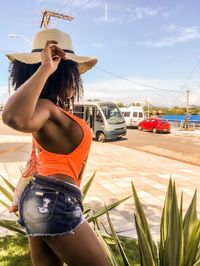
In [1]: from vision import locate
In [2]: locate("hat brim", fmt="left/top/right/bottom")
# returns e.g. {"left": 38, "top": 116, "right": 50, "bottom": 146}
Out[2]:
{"left": 6, "top": 52, "right": 97, "bottom": 74}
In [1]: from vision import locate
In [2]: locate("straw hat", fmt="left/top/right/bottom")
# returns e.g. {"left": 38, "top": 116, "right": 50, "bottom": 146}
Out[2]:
{"left": 6, "top": 28, "right": 97, "bottom": 74}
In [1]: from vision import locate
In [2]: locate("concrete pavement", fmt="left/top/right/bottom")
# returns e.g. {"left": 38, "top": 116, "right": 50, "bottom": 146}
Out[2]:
{"left": 0, "top": 134, "right": 199, "bottom": 239}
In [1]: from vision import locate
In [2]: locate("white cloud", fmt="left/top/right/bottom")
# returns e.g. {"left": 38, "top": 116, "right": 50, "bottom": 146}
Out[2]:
{"left": 144, "top": 25, "right": 200, "bottom": 48}
{"left": 129, "top": 7, "right": 163, "bottom": 21}
{"left": 162, "top": 7, "right": 180, "bottom": 19}
{"left": 83, "top": 77, "right": 200, "bottom": 107}
{"left": 62, "top": 0, "right": 104, "bottom": 9}
{"left": 36, "top": 0, "right": 104, "bottom": 10}
{"left": 95, "top": 5, "right": 164, "bottom": 24}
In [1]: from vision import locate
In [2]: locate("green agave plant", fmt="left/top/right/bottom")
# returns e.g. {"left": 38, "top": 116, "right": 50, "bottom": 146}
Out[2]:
{"left": 132, "top": 179, "right": 200, "bottom": 266}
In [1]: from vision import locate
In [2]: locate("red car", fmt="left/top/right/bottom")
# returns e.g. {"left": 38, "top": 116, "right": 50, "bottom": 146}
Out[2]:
{"left": 138, "top": 117, "right": 171, "bottom": 133}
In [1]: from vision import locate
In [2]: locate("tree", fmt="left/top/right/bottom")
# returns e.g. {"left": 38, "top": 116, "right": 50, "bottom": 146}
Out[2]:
{"left": 117, "top": 102, "right": 127, "bottom": 108}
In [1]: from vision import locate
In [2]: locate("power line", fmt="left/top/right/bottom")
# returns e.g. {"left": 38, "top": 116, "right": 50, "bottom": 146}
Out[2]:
{"left": 171, "top": 57, "right": 200, "bottom": 107}
{"left": 182, "top": 58, "right": 200, "bottom": 90}
{"left": 95, "top": 66, "right": 181, "bottom": 93}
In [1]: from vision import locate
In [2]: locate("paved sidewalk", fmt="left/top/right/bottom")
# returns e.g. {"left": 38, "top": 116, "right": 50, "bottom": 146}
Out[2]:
{"left": 171, "top": 128, "right": 200, "bottom": 137}
{"left": 0, "top": 134, "right": 200, "bottom": 239}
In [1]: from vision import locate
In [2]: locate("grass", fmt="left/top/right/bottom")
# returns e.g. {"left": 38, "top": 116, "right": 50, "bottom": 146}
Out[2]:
{"left": 0, "top": 234, "right": 31, "bottom": 266}
{"left": 0, "top": 234, "right": 140, "bottom": 266}
{"left": 112, "top": 236, "right": 140, "bottom": 265}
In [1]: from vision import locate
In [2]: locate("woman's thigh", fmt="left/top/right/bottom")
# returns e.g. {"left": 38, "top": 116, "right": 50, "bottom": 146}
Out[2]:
{"left": 43, "top": 221, "right": 110, "bottom": 266}
{"left": 28, "top": 237, "right": 63, "bottom": 266}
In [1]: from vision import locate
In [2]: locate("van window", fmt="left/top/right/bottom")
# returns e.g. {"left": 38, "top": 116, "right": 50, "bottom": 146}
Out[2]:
{"left": 96, "top": 109, "right": 103, "bottom": 123}
{"left": 139, "top": 112, "right": 143, "bottom": 118}
{"left": 74, "top": 105, "right": 84, "bottom": 119}
{"left": 133, "top": 112, "right": 137, "bottom": 117}
{"left": 100, "top": 104, "right": 124, "bottom": 124}
{"left": 124, "top": 112, "right": 131, "bottom": 117}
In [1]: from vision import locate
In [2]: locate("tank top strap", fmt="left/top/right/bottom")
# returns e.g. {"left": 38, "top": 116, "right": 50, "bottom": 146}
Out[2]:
{"left": 32, "top": 134, "right": 45, "bottom": 152}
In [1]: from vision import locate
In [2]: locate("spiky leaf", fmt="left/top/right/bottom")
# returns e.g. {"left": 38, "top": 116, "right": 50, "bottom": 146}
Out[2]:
{"left": 163, "top": 181, "right": 183, "bottom": 266}
{"left": 134, "top": 215, "right": 155, "bottom": 266}
{"left": 95, "top": 229, "right": 119, "bottom": 266}
{"left": 0, "top": 174, "right": 15, "bottom": 192}
{"left": 105, "top": 205, "right": 130, "bottom": 266}
{"left": 183, "top": 190, "right": 198, "bottom": 257}
{"left": 87, "top": 195, "right": 132, "bottom": 223}
{"left": 132, "top": 182, "right": 156, "bottom": 262}
{"left": 0, "top": 220, "right": 26, "bottom": 235}
{"left": 185, "top": 220, "right": 200, "bottom": 266}
{"left": 0, "top": 184, "right": 13, "bottom": 202}
{"left": 159, "top": 178, "right": 173, "bottom": 265}
{"left": 82, "top": 171, "right": 96, "bottom": 201}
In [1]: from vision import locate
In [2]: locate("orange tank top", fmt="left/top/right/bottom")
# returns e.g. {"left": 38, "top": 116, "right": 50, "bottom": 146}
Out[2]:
{"left": 32, "top": 107, "right": 92, "bottom": 186}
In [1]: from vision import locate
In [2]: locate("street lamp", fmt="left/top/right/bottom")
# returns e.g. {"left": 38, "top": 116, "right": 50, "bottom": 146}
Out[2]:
{"left": 8, "top": 34, "right": 32, "bottom": 46}
{"left": 145, "top": 99, "right": 150, "bottom": 118}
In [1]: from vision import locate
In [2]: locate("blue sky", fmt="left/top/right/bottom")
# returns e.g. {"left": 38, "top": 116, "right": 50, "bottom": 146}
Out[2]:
{"left": 1, "top": 0, "right": 200, "bottom": 107}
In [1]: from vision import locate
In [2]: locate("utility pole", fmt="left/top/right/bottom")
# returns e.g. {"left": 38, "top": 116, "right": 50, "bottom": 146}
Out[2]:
{"left": 184, "top": 90, "right": 190, "bottom": 129}
{"left": 186, "top": 90, "right": 190, "bottom": 117}
{"left": 145, "top": 99, "right": 150, "bottom": 117}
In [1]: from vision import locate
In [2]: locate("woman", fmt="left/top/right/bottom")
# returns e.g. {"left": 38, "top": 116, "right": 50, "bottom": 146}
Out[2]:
{"left": 3, "top": 28, "right": 110, "bottom": 266}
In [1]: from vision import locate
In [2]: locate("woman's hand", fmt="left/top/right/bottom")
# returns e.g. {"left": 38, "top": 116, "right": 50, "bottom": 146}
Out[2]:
{"left": 40, "top": 40, "right": 68, "bottom": 75}
{"left": 9, "top": 205, "right": 18, "bottom": 213}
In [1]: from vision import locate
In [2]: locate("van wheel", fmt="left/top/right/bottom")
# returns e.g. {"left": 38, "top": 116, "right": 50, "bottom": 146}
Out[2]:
{"left": 138, "top": 126, "right": 142, "bottom": 131}
{"left": 97, "top": 132, "right": 106, "bottom": 142}
{"left": 152, "top": 128, "right": 157, "bottom": 133}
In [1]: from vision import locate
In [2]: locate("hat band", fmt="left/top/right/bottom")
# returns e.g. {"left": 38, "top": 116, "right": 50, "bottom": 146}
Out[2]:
{"left": 31, "top": 48, "right": 75, "bottom": 54}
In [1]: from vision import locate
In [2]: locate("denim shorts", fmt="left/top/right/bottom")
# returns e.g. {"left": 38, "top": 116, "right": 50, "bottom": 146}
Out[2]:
{"left": 18, "top": 174, "right": 84, "bottom": 237}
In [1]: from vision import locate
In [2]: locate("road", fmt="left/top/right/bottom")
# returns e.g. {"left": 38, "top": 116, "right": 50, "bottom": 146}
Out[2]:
{"left": 0, "top": 120, "right": 200, "bottom": 166}
{"left": 110, "top": 129, "right": 200, "bottom": 166}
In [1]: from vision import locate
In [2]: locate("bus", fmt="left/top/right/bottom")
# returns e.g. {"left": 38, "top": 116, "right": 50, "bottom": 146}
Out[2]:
{"left": 120, "top": 106, "right": 144, "bottom": 128}
{"left": 73, "top": 101, "right": 127, "bottom": 142}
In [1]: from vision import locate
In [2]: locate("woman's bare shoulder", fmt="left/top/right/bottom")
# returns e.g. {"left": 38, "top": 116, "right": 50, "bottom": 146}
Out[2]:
{"left": 36, "top": 99, "right": 67, "bottom": 128}
{"left": 37, "top": 98, "right": 56, "bottom": 108}
{"left": 37, "top": 99, "right": 59, "bottom": 117}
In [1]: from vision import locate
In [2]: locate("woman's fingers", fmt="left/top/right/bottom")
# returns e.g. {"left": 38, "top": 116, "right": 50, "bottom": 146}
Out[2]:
{"left": 9, "top": 205, "right": 18, "bottom": 213}
{"left": 45, "top": 40, "right": 58, "bottom": 47}
{"left": 41, "top": 40, "right": 68, "bottom": 74}
{"left": 51, "top": 45, "right": 68, "bottom": 60}
{"left": 42, "top": 40, "right": 58, "bottom": 57}
{"left": 43, "top": 40, "right": 68, "bottom": 60}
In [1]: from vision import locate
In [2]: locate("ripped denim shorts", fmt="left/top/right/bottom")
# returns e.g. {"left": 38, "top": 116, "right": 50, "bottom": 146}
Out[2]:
{"left": 18, "top": 174, "right": 84, "bottom": 237}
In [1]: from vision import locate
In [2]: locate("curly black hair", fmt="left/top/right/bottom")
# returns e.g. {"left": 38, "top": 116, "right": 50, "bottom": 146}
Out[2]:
{"left": 9, "top": 59, "right": 83, "bottom": 111}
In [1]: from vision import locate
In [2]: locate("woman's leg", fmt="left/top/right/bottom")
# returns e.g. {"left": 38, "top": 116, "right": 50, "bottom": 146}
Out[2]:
{"left": 28, "top": 237, "right": 63, "bottom": 266}
{"left": 43, "top": 221, "right": 110, "bottom": 266}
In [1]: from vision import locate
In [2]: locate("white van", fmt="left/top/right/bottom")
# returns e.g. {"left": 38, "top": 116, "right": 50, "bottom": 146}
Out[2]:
{"left": 73, "top": 101, "right": 127, "bottom": 142}
{"left": 120, "top": 106, "right": 144, "bottom": 128}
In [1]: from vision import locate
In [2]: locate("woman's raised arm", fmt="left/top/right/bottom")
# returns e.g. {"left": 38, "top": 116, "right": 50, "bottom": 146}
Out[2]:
{"left": 2, "top": 40, "right": 67, "bottom": 132}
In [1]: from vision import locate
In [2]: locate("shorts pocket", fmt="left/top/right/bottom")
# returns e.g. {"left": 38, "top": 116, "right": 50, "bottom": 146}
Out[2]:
{"left": 64, "top": 195, "right": 82, "bottom": 219}
{"left": 23, "top": 185, "right": 59, "bottom": 223}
